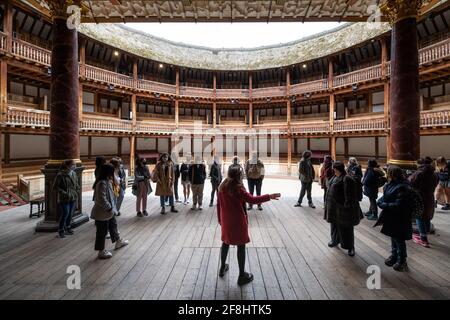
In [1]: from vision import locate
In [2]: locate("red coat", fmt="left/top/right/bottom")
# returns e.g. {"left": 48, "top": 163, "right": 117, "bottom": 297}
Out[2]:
{"left": 217, "top": 186, "right": 271, "bottom": 245}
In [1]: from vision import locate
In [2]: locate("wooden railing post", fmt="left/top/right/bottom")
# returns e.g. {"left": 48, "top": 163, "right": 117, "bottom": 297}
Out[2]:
{"left": 0, "top": 60, "right": 7, "bottom": 124}
{"left": 4, "top": 1, "right": 13, "bottom": 53}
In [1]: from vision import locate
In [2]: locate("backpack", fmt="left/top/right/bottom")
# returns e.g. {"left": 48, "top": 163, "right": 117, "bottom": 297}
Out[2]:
{"left": 407, "top": 188, "right": 425, "bottom": 219}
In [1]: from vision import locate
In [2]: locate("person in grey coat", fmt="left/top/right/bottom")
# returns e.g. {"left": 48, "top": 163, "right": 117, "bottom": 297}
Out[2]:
{"left": 295, "top": 150, "right": 316, "bottom": 208}
{"left": 91, "top": 164, "right": 129, "bottom": 259}
{"left": 209, "top": 155, "right": 223, "bottom": 207}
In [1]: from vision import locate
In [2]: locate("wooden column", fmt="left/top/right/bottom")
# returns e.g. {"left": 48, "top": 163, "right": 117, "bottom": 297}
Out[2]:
{"left": 175, "top": 68, "right": 180, "bottom": 127}
{"left": 344, "top": 137, "right": 349, "bottom": 160}
{"left": 4, "top": 133, "right": 10, "bottom": 165}
{"left": 286, "top": 69, "right": 291, "bottom": 125}
{"left": 0, "top": 60, "right": 7, "bottom": 123}
{"left": 129, "top": 136, "right": 135, "bottom": 176}
{"left": 4, "top": 0, "right": 13, "bottom": 53}
{"left": 330, "top": 136, "right": 336, "bottom": 161}
{"left": 381, "top": 36, "right": 388, "bottom": 78}
{"left": 131, "top": 94, "right": 137, "bottom": 126}
{"left": 213, "top": 73, "right": 217, "bottom": 128}
{"left": 87, "top": 136, "right": 92, "bottom": 159}
{"left": 367, "top": 92, "right": 373, "bottom": 113}
{"left": 328, "top": 57, "right": 334, "bottom": 88}
{"left": 375, "top": 136, "right": 379, "bottom": 160}
{"left": 133, "top": 58, "right": 138, "bottom": 85}
{"left": 287, "top": 135, "right": 292, "bottom": 174}
{"left": 249, "top": 72, "right": 253, "bottom": 128}
{"left": 307, "top": 138, "right": 311, "bottom": 151}
{"left": 329, "top": 94, "right": 335, "bottom": 131}
{"left": 118, "top": 137, "right": 122, "bottom": 157}
{"left": 384, "top": 82, "right": 390, "bottom": 162}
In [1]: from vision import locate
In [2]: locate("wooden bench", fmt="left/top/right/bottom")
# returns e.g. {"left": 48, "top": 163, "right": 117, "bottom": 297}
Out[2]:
{"left": 29, "top": 197, "right": 45, "bottom": 218}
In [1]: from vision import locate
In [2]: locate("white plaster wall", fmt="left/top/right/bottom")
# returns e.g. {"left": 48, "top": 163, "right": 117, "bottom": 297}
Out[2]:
{"left": 420, "top": 135, "right": 450, "bottom": 159}
{"left": 122, "top": 137, "right": 130, "bottom": 153}
{"left": 80, "top": 136, "right": 89, "bottom": 156}
{"left": 336, "top": 137, "right": 345, "bottom": 154}
{"left": 348, "top": 137, "right": 375, "bottom": 156}
{"left": 137, "top": 138, "right": 156, "bottom": 150}
{"left": 296, "top": 139, "right": 308, "bottom": 153}
{"left": 158, "top": 138, "right": 169, "bottom": 153}
{"left": 279, "top": 138, "right": 288, "bottom": 153}
{"left": 310, "top": 138, "right": 329, "bottom": 151}
{"left": 379, "top": 137, "right": 387, "bottom": 157}
{"left": 10, "top": 134, "right": 49, "bottom": 159}
{"left": 92, "top": 137, "right": 118, "bottom": 155}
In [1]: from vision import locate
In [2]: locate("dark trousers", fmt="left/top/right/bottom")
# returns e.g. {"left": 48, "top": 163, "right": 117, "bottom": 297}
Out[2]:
{"left": 298, "top": 181, "right": 313, "bottom": 204}
{"left": 210, "top": 181, "right": 220, "bottom": 204}
{"left": 330, "top": 222, "right": 354, "bottom": 250}
{"left": 323, "top": 186, "right": 327, "bottom": 204}
{"left": 95, "top": 216, "right": 120, "bottom": 251}
{"left": 369, "top": 197, "right": 378, "bottom": 215}
{"left": 161, "top": 195, "right": 174, "bottom": 207}
{"left": 58, "top": 201, "right": 75, "bottom": 233}
{"left": 248, "top": 178, "right": 262, "bottom": 196}
{"left": 173, "top": 177, "right": 179, "bottom": 201}
{"left": 416, "top": 217, "right": 431, "bottom": 239}
{"left": 391, "top": 238, "right": 407, "bottom": 263}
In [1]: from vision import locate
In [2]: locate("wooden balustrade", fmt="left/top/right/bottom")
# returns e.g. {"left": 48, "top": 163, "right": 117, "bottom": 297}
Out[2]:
{"left": 216, "top": 88, "right": 249, "bottom": 99}
{"left": 137, "top": 79, "right": 176, "bottom": 95}
{"left": 179, "top": 86, "right": 214, "bottom": 98}
{"left": 135, "top": 121, "right": 175, "bottom": 134}
{"left": 291, "top": 79, "right": 328, "bottom": 95}
{"left": 419, "top": 38, "right": 450, "bottom": 65}
{"left": 333, "top": 115, "right": 386, "bottom": 132}
{"left": 333, "top": 65, "right": 382, "bottom": 88}
{"left": 257, "top": 115, "right": 287, "bottom": 123}
{"left": 11, "top": 39, "right": 51, "bottom": 66}
{"left": 0, "top": 32, "right": 6, "bottom": 51}
{"left": 291, "top": 121, "right": 330, "bottom": 134}
{"left": 84, "top": 65, "right": 135, "bottom": 88}
{"left": 252, "top": 86, "right": 287, "bottom": 98}
{"left": 6, "top": 106, "right": 49, "bottom": 127}
{"left": 80, "top": 115, "right": 133, "bottom": 132}
{"left": 420, "top": 110, "right": 450, "bottom": 127}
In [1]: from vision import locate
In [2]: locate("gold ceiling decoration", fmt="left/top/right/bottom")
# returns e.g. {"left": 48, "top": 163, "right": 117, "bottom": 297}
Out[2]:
{"left": 380, "top": 0, "right": 424, "bottom": 24}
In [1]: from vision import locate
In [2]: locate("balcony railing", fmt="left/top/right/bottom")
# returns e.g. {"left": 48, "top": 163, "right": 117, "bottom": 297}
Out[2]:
{"left": 84, "top": 65, "right": 135, "bottom": 88}
{"left": 333, "top": 115, "right": 386, "bottom": 132}
{"left": 80, "top": 115, "right": 133, "bottom": 132}
{"left": 291, "top": 121, "right": 330, "bottom": 134}
{"left": 6, "top": 106, "right": 50, "bottom": 128}
{"left": 216, "top": 88, "right": 249, "bottom": 99}
{"left": 135, "top": 121, "right": 175, "bottom": 134}
{"left": 419, "top": 38, "right": 450, "bottom": 65}
{"left": 252, "top": 86, "right": 286, "bottom": 98}
{"left": 137, "top": 79, "right": 176, "bottom": 95}
{"left": 12, "top": 38, "right": 51, "bottom": 66}
{"left": 421, "top": 110, "right": 450, "bottom": 127}
{"left": 291, "top": 79, "right": 328, "bottom": 95}
{"left": 0, "top": 32, "right": 6, "bottom": 51}
{"left": 333, "top": 65, "right": 382, "bottom": 88}
{"left": 179, "top": 86, "right": 214, "bottom": 98}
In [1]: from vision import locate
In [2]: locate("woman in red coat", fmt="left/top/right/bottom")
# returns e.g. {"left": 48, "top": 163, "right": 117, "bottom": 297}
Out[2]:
{"left": 217, "top": 166, "right": 280, "bottom": 286}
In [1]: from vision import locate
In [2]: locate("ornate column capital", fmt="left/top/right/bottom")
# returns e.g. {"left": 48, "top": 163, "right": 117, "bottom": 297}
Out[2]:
{"left": 44, "top": 0, "right": 84, "bottom": 20}
{"left": 381, "top": 0, "right": 423, "bottom": 24}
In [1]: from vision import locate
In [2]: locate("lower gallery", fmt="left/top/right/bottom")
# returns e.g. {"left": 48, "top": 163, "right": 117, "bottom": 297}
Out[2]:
{"left": 0, "top": 0, "right": 449, "bottom": 303}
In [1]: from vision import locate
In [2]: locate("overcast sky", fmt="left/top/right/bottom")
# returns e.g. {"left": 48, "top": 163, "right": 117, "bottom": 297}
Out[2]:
{"left": 126, "top": 22, "right": 342, "bottom": 48}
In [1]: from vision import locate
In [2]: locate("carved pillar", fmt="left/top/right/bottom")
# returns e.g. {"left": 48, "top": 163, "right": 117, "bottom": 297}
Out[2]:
{"left": 329, "top": 94, "right": 335, "bottom": 132}
{"left": 38, "top": 1, "right": 88, "bottom": 232}
{"left": 328, "top": 57, "right": 334, "bottom": 88}
{"left": 4, "top": 133, "right": 10, "bottom": 165}
{"left": 249, "top": 72, "right": 253, "bottom": 128}
{"left": 330, "top": 137, "right": 336, "bottom": 161}
{"left": 382, "top": 0, "right": 422, "bottom": 169}
{"left": 0, "top": 60, "right": 7, "bottom": 124}
{"left": 344, "top": 137, "right": 349, "bottom": 160}
{"left": 381, "top": 36, "right": 389, "bottom": 78}
{"left": 287, "top": 135, "right": 292, "bottom": 174}
{"left": 4, "top": 0, "right": 13, "bottom": 53}
{"left": 129, "top": 135, "right": 135, "bottom": 176}
{"left": 175, "top": 68, "right": 180, "bottom": 127}
{"left": 286, "top": 70, "right": 291, "bottom": 126}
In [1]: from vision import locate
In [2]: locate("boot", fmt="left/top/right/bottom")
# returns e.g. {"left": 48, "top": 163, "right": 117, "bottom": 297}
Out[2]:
{"left": 170, "top": 206, "right": 178, "bottom": 213}
{"left": 160, "top": 207, "right": 166, "bottom": 215}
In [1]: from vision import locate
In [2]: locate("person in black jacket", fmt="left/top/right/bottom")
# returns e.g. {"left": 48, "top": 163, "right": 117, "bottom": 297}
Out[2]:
{"left": 324, "top": 161, "right": 362, "bottom": 257}
{"left": 362, "top": 159, "right": 386, "bottom": 221}
{"left": 189, "top": 155, "right": 206, "bottom": 210}
{"left": 347, "top": 157, "right": 363, "bottom": 202}
{"left": 209, "top": 156, "right": 222, "bottom": 207}
{"left": 435, "top": 156, "right": 450, "bottom": 210}
{"left": 376, "top": 166, "right": 412, "bottom": 272}
{"left": 180, "top": 155, "right": 192, "bottom": 204}
{"left": 172, "top": 153, "right": 181, "bottom": 203}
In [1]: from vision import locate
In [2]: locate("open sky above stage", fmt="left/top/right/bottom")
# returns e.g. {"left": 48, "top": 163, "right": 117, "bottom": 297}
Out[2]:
{"left": 125, "top": 22, "right": 342, "bottom": 48}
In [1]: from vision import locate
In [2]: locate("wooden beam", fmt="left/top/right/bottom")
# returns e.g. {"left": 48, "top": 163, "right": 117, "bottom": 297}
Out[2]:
{"left": 5, "top": 1, "right": 13, "bottom": 52}
{"left": 0, "top": 60, "right": 7, "bottom": 124}
{"left": 129, "top": 135, "right": 135, "bottom": 176}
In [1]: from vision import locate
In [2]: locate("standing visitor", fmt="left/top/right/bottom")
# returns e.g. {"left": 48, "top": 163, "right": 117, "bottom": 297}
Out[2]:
{"left": 245, "top": 152, "right": 265, "bottom": 210}
{"left": 180, "top": 154, "right": 192, "bottom": 205}
{"left": 189, "top": 155, "right": 207, "bottom": 210}
{"left": 52, "top": 159, "right": 79, "bottom": 238}
{"left": 324, "top": 161, "right": 362, "bottom": 257}
{"left": 435, "top": 156, "right": 450, "bottom": 210}
{"left": 209, "top": 155, "right": 222, "bottom": 207}
{"left": 319, "top": 155, "right": 334, "bottom": 206}
{"left": 133, "top": 157, "right": 152, "bottom": 217}
{"left": 91, "top": 164, "right": 129, "bottom": 259}
{"left": 95, "top": 156, "right": 106, "bottom": 180}
{"left": 229, "top": 156, "right": 244, "bottom": 177}
{"left": 153, "top": 153, "right": 178, "bottom": 214}
{"left": 376, "top": 166, "right": 412, "bottom": 272}
{"left": 116, "top": 157, "right": 127, "bottom": 216}
{"left": 217, "top": 166, "right": 280, "bottom": 285}
{"left": 362, "top": 159, "right": 386, "bottom": 221}
{"left": 347, "top": 157, "right": 363, "bottom": 203}
{"left": 109, "top": 158, "right": 122, "bottom": 216}
{"left": 295, "top": 150, "right": 316, "bottom": 208}
{"left": 409, "top": 158, "right": 438, "bottom": 248}
{"left": 172, "top": 153, "right": 181, "bottom": 203}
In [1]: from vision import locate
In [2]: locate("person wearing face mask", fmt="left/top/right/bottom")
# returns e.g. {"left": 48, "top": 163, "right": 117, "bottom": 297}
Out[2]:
{"left": 209, "top": 155, "right": 223, "bottom": 207}
{"left": 152, "top": 153, "right": 178, "bottom": 214}
{"left": 295, "top": 150, "right": 316, "bottom": 209}
{"left": 324, "top": 161, "right": 362, "bottom": 257}
{"left": 245, "top": 152, "right": 265, "bottom": 210}
{"left": 133, "top": 157, "right": 152, "bottom": 217}
{"left": 188, "top": 155, "right": 207, "bottom": 210}
{"left": 52, "top": 159, "right": 80, "bottom": 238}
{"left": 180, "top": 154, "right": 192, "bottom": 205}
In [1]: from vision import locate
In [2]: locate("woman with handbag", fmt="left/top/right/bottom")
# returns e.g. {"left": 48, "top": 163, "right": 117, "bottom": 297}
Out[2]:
{"left": 91, "top": 164, "right": 129, "bottom": 259}
{"left": 133, "top": 157, "right": 152, "bottom": 217}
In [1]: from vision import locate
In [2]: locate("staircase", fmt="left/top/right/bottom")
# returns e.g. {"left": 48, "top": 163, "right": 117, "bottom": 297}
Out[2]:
{"left": 0, "top": 181, "right": 27, "bottom": 208}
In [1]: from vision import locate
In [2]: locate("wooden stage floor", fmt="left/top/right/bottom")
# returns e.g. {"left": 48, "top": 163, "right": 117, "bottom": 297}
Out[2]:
{"left": 0, "top": 178, "right": 449, "bottom": 300}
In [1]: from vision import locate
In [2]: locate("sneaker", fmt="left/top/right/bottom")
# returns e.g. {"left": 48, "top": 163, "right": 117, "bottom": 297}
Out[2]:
{"left": 170, "top": 206, "right": 178, "bottom": 213}
{"left": 347, "top": 248, "right": 355, "bottom": 257}
{"left": 115, "top": 238, "right": 129, "bottom": 250}
{"left": 116, "top": 212, "right": 121, "bottom": 216}
{"left": 106, "top": 233, "right": 111, "bottom": 239}
{"left": 98, "top": 250, "right": 112, "bottom": 259}
{"left": 237, "top": 272, "right": 254, "bottom": 286}
{"left": 294, "top": 202, "right": 302, "bottom": 207}
{"left": 160, "top": 207, "right": 166, "bottom": 215}
{"left": 143, "top": 210, "right": 149, "bottom": 216}
{"left": 367, "top": 213, "right": 378, "bottom": 221}
{"left": 308, "top": 203, "right": 316, "bottom": 209}
{"left": 198, "top": 206, "right": 203, "bottom": 210}
{"left": 191, "top": 205, "right": 197, "bottom": 211}
{"left": 442, "top": 204, "right": 450, "bottom": 210}
{"left": 137, "top": 211, "right": 144, "bottom": 217}
{"left": 65, "top": 228, "right": 74, "bottom": 235}
{"left": 186, "top": 200, "right": 190, "bottom": 204}
{"left": 209, "top": 202, "right": 213, "bottom": 207}
{"left": 393, "top": 261, "right": 408, "bottom": 272}
{"left": 328, "top": 241, "right": 339, "bottom": 248}
{"left": 183, "top": 200, "right": 187, "bottom": 205}
{"left": 257, "top": 205, "right": 263, "bottom": 211}
{"left": 413, "top": 235, "right": 430, "bottom": 248}
{"left": 385, "top": 255, "right": 397, "bottom": 267}
{"left": 58, "top": 231, "right": 65, "bottom": 238}
{"left": 247, "top": 205, "right": 253, "bottom": 210}
{"left": 219, "top": 264, "right": 229, "bottom": 278}
{"left": 364, "top": 211, "right": 371, "bottom": 217}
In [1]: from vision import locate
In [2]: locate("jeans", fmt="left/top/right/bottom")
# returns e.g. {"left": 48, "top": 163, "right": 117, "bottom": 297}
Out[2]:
{"left": 160, "top": 195, "right": 174, "bottom": 207}
{"left": 298, "top": 181, "right": 313, "bottom": 204}
{"left": 116, "top": 187, "right": 125, "bottom": 211}
{"left": 416, "top": 217, "right": 431, "bottom": 239}
{"left": 210, "top": 182, "right": 220, "bottom": 204}
{"left": 58, "top": 201, "right": 75, "bottom": 233}
{"left": 248, "top": 178, "right": 262, "bottom": 196}
{"left": 95, "top": 216, "right": 120, "bottom": 251}
{"left": 369, "top": 197, "right": 378, "bottom": 215}
{"left": 391, "top": 238, "right": 407, "bottom": 263}
{"left": 173, "top": 177, "right": 179, "bottom": 201}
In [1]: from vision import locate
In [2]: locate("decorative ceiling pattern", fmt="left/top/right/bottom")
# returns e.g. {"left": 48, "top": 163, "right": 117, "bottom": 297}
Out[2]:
{"left": 30, "top": 0, "right": 445, "bottom": 23}
{"left": 79, "top": 22, "right": 391, "bottom": 70}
